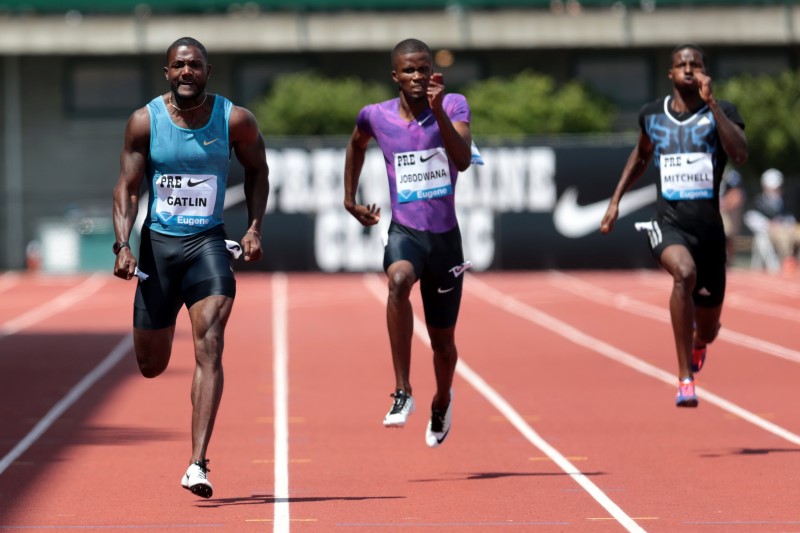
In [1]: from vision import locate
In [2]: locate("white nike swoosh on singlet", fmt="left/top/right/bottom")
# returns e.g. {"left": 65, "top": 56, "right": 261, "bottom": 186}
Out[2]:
{"left": 552, "top": 184, "right": 657, "bottom": 239}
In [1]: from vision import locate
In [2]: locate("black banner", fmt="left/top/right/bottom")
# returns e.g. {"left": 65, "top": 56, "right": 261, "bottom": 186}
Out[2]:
{"left": 224, "top": 138, "right": 660, "bottom": 271}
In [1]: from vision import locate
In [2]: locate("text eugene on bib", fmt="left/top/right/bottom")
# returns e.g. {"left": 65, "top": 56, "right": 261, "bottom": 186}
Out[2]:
{"left": 394, "top": 148, "right": 453, "bottom": 203}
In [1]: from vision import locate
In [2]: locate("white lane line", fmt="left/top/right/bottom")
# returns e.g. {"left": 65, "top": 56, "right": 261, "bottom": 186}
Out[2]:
{"left": 730, "top": 271, "right": 800, "bottom": 298}
{"left": 471, "top": 274, "right": 800, "bottom": 447}
{"left": 549, "top": 271, "right": 800, "bottom": 365}
{"left": 272, "top": 273, "right": 291, "bottom": 533}
{"left": 0, "top": 273, "right": 108, "bottom": 340}
{"left": 636, "top": 270, "right": 800, "bottom": 322}
{"left": 724, "top": 293, "right": 800, "bottom": 323}
{"left": 0, "top": 334, "right": 133, "bottom": 476}
{"left": 363, "top": 274, "right": 646, "bottom": 533}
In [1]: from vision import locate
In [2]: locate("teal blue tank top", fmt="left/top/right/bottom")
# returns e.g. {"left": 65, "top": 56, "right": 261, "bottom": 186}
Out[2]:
{"left": 144, "top": 94, "right": 232, "bottom": 236}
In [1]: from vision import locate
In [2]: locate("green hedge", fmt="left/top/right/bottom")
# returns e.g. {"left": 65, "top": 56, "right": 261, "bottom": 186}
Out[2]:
{"left": 718, "top": 69, "right": 800, "bottom": 177}
{"left": 253, "top": 69, "right": 614, "bottom": 137}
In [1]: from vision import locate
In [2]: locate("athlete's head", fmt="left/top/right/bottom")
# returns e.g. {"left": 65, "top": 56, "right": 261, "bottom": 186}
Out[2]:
{"left": 167, "top": 37, "right": 208, "bottom": 64}
{"left": 671, "top": 43, "right": 706, "bottom": 64}
{"left": 668, "top": 43, "right": 707, "bottom": 96}
{"left": 391, "top": 39, "right": 433, "bottom": 102}
{"left": 164, "top": 37, "right": 211, "bottom": 102}
{"left": 391, "top": 38, "right": 431, "bottom": 65}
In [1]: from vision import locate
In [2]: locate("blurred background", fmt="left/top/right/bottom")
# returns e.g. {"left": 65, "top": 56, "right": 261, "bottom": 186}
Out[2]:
{"left": 1, "top": 0, "right": 798, "bottom": 274}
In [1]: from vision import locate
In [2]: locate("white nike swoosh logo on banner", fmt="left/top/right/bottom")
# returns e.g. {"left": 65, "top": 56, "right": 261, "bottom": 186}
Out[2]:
{"left": 552, "top": 184, "right": 657, "bottom": 238}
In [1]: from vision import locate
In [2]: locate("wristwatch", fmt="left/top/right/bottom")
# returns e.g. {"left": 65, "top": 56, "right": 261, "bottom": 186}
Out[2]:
{"left": 112, "top": 241, "right": 130, "bottom": 255}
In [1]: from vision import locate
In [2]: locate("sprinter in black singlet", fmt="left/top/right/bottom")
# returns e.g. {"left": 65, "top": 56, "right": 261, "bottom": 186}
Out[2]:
{"left": 601, "top": 44, "right": 748, "bottom": 407}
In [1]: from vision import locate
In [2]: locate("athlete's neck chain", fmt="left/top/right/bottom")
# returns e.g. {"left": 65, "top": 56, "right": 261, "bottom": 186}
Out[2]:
{"left": 168, "top": 93, "right": 207, "bottom": 112}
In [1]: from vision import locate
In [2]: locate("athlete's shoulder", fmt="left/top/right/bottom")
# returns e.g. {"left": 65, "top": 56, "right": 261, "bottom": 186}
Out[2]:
{"left": 145, "top": 94, "right": 164, "bottom": 107}
{"left": 444, "top": 93, "right": 469, "bottom": 108}
{"left": 637, "top": 97, "right": 664, "bottom": 131}
{"left": 358, "top": 97, "right": 398, "bottom": 126}
{"left": 362, "top": 97, "right": 398, "bottom": 115}
{"left": 639, "top": 97, "right": 665, "bottom": 117}
{"left": 127, "top": 101, "right": 154, "bottom": 136}
{"left": 715, "top": 99, "right": 740, "bottom": 115}
{"left": 444, "top": 92, "right": 467, "bottom": 103}
{"left": 715, "top": 99, "right": 745, "bottom": 128}
{"left": 443, "top": 93, "right": 470, "bottom": 121}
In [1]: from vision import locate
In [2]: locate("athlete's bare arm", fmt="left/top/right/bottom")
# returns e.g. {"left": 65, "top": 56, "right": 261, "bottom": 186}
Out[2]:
{"left": 344, "top": 125, "right": 381, "bottom": 226}
{"left": 230, "top": 105, "right": 269, "bottom": 262}
{"left": 695, "top": 72, "right": 748, "bottom": 166}
{"left": 428, "top": 73, "right": 472, "bottom": 171}
{"left": 600, "top": 130, "right": 654, "bottom": 234}
{"left": 112, "top": 107, "right": 149, "bottom": 280}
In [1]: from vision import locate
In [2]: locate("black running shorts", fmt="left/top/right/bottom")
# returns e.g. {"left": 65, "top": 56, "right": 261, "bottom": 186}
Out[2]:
{"left": 133, "top": 225, "right": 236, "bottom": 330}
{"left": 383, "top": 221, "right": 469, "bottom": 329}
{"left": 644, "top": 220, "right": 726, "bottom": 307}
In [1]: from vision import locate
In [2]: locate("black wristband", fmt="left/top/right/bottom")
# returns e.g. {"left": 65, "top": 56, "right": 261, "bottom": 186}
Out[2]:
{"left": 113, "top": 241, "right": 130, "bottom": 255}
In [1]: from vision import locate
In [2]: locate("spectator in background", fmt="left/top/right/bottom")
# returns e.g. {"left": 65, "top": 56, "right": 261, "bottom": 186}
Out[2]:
{"left": 719, "top": 168, "right": 746, "bottom": 260}
{"left": 751, "top": 168, "right": 800, "bottom": 274}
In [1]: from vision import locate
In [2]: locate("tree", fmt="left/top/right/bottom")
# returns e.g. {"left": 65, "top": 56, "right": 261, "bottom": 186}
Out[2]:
{"left": 252, "top": 68, "right": 614, "bottom": 137}
{"left": 463, "top": 70, "right": 615, "bottom": 136}
{"left": 718, "top": 69, "right": 800, "bottom": 177}
{"left": 252, "top": 72, "right": 393, "bottom": 136}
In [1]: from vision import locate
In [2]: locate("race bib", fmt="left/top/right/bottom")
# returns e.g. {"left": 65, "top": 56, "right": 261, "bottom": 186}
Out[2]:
{"left": 154, "top": 173, "right": 218, "bottom": 227}
{"left": 394, "top": 148, "right": 453, "bottom": 203}
{"left": 659, "top": 153, "right": 714, "bottom": 200}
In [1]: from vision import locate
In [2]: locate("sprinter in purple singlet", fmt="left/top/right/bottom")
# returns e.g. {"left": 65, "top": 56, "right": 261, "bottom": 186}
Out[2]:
{"left": 344, "top": 38, "right": 473, "bottom": 448}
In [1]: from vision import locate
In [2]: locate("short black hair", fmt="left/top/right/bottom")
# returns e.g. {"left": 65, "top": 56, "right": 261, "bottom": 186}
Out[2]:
{"left": 671, "top": 43, "right": 706, "bottom": 63}
{"left": 167, "top": 37, "right": 208, "bottom": 63}
{"left": 391, "top": 38, "right": 431, "bottom": 65}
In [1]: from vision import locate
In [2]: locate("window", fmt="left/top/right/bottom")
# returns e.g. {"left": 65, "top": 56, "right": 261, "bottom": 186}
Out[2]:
{"left": 575, "top": 55, "right": 650, "bottom": 108}
{"left": 67, "top": 61, "right": 146, "bottom": 117}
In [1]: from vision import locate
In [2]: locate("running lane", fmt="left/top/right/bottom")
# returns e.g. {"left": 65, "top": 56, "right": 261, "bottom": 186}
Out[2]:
{"left": 463, "top": 271, "right": 800, "bottom": 532}
{"left": 283, "top": 273, "right": 633, "bottom": 532}
{"left": 2, "top": 271, "right": 798, "bottom": 531}
{"left": 0, "top": 273, "right": 277, "bottom": 531}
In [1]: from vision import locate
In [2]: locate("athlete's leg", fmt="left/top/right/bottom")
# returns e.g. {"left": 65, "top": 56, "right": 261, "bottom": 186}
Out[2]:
{"left": 386, "top": 260, "right": 417, "bottom": 395}
{"left": 427, "top": 325, "right": 457, "bottom": 410}
{"left": 659, "top": 244, "right": 697, "bottom": 380}
{"left": 132, "top": 226, "right": 182, "bottom": 377}
{"left": 187, "top": 294, "right": 233, "bottom": 464}
{"left": 133, "top": 327, "right": 176, "bottom": 378}
{"left": 694, "top": 305, "right": 722, "bottom": 347}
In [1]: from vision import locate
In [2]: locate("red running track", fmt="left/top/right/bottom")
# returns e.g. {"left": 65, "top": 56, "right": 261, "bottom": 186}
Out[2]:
{"left": 0, "top": 269, "right": 799, "bottom": 532}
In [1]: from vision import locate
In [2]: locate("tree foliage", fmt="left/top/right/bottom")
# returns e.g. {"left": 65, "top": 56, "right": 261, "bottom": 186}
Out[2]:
{"left": 463, "top": 70, "right": 615, "bottom": 136}
{"left": 252, "top": 72, "right": 393, "bottom": 136}
{"left": 252, "top": 69, "right": 614, "bottom": 137}
{"left": 718, "top": 69, "right": 800, "bottom": 177}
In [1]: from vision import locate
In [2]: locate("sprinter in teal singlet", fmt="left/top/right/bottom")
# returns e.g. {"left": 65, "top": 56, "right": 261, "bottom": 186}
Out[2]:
{"left": 112, "top": 37, "right": 269, "bottom": 499}
{"left": 601, "top": 44, "right": 747, "bottom": 408}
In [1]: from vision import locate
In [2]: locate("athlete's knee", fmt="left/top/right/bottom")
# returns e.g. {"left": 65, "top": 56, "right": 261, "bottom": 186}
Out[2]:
{"left": 670, "top": 263, "right": 697, "bottom": 292}
{"left": 431, "top": 340, "right": 457, "bottom": 360}
{"left": 133, "top": 328, "right": 173, "bottom": 378}
{"left": 193, "top": 331, "right": 225, "bottom": 369}
{"left": 428, "top": 328, "right": 456, "bottom": 355}
{"left": 135, "top": 351, "right": 170, "bottom": 378}
{"left": 387, "top": 270, "right": 414, "bottom": 301}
